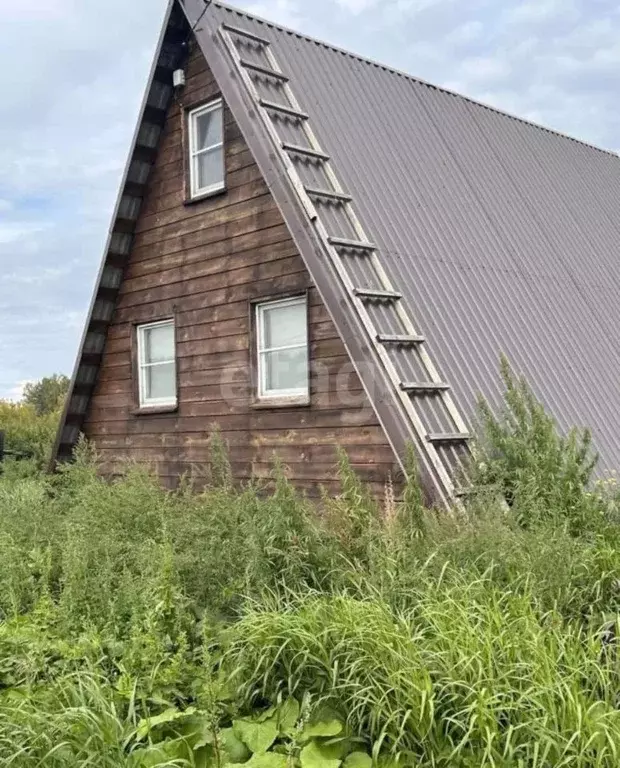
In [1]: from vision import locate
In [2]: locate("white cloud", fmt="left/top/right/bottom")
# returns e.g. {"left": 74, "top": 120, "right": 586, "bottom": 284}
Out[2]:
{"left": 5, "top": 380, "right": 33, "bottom": 402}
{"left": 4, "top": 266, "right": 71, "bottom": 285}
{"left": 502, "top": 0, "right": 573, "bottom": 25}
{"left": 379, "top": 0, "right": 439, "bottom": 25}
{"left": 241, "top": 0, "right": 304, "bottom": 27}
{"left": 332, "top": 0, "right": 377, "bottom": 14}
{"left": 0, "top": 224, "right": 33, "bottom": 244}
{"left": 459, "top": 55, "right": 512, "bottom": 82}
{"left": 445, "top": 20, "right": 484, "bottom": 46}
{"left": 330, "top": 0, "right": 437, "bottom": 20}
{"left": 0, "top": 0, "right": 67, "bottom": 21}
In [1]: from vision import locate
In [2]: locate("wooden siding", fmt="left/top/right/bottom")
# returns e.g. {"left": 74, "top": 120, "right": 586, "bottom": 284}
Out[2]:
{"left": 83, "top": 42, "right": 399, "bottom": 497}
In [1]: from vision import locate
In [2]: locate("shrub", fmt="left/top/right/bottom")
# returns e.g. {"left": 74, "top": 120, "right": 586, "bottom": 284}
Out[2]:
{"left": 0, "top": 400, "right": 59, "bottom": 470}
{"left": 472, "top": 355, "right": 602, "bottom": 535}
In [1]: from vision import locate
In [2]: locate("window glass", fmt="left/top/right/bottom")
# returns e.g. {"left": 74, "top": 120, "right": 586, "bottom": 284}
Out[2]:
{"left": 263, "top": 348, "right": 308, "bottom": 392}
{"left": 257, "top": 297, "right": 308, "bottom": 399}
{"left": 196, "top": 107, "right": 223, "bottom": 149}
{"left": 262, "top": 301, "right": 307, "bottom": 348}
{"left": 138, "top": 320, "right": 177, "bottom": 407}
{"left": 189, "top": 100, "right": 224, "bottom": 198}
{"left": 144, "top": 323, "right": 174, "bottom": 364}
{"left": 144, "top": 363, "right": 176, "bottom": 401}
{"left": 196, "top": 147, "right": 224, "bottom": 193}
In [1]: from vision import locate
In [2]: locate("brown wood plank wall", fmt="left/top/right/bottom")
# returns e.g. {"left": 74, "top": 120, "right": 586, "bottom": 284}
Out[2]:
{"left": 84, "top": 42, "right": 399, "bottom": 497}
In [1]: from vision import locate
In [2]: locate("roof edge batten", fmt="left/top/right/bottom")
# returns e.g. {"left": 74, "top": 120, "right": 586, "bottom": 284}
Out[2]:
{"left": 49, "top": 0, "right": 188, "bottom": 467}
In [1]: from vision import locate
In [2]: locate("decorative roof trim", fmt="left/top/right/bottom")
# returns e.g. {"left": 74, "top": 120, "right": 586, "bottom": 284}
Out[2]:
{"left": 50, "top": 0, "right": 189, "bottom": 465}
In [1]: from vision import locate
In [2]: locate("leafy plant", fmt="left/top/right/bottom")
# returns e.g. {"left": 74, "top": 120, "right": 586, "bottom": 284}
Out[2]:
{"left": 473, "top": 355, "right": 602, "bottom": 534}
{"left": 130, "top": 696, "right": 374, "bottom": 768}
{"left": 209, "top": 427, "right": 233, "bottom": 490}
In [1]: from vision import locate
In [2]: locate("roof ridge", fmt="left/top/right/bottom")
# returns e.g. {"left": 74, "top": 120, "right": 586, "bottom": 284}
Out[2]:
{"left": 213, "top": 0, "right": 619, "bottom": 161}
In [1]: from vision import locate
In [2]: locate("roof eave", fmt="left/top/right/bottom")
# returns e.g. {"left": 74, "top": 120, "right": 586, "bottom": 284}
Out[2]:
{"left": 50, "top": 0, "right": 187, "bottom": 468}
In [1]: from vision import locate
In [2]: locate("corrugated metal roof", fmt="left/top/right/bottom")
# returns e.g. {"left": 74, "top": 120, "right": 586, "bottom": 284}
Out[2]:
{"left": 202, "top": 1, "right": 620, "bottom": 474}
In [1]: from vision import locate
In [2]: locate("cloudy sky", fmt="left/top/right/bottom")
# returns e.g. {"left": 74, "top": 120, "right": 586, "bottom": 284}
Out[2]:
{"left": 1, "top": 0, "right": 619, "bottom": 399}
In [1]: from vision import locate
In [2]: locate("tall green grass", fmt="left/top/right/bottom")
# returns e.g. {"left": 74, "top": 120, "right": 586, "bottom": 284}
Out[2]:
{"left": 226, "top": 581, "right": 620, "bottom": 766}
{"left": 1, "top": 366, "right": 620, "bottom": 765}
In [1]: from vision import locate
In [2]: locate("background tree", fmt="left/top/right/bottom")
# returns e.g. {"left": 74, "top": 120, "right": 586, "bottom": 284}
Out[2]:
{"left": 22, "top": 374, "right": 69, "bottom": 416}
{"left": 0, "top": 374, "right": 68, "bottom": 471}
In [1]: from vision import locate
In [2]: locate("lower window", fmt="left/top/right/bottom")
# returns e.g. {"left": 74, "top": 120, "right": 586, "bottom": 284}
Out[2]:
{"left": 136, "top": 319, "right": 177, "bottom": 408}
{"left": 256, "top": 296, "right": 309, "bottom": 400}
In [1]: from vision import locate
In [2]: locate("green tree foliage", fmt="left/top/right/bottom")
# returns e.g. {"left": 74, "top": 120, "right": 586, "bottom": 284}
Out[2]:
{"left": 0, "top": 373, "right": 68, "bottom": 471}
{"left": 22, "top": 373, "right": 70, "bottom": 416}
{"left": 0, "top": 400, "right": 58, "bottom": 469}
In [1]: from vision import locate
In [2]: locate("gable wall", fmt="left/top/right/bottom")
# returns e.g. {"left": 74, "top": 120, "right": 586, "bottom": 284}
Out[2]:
{"left": 83, "top": 42, "right": 398, "bottom": 496}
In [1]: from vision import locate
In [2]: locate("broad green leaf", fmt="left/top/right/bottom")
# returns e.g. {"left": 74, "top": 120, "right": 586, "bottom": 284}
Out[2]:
{"left": 177, "top": 715, "right": 214, "bottom": 749}
{"left": 343, "top": 752, "right": 372, "bottom": 768}
{"left": 314, "top": 737, "right": 353, "bottom": 760}
{"left": 129, "top": 746, "right": 166, "bottom": 768}
{"left": 193, "top": 726, "right": 215, "bottom": 749}
{"left": 300, "top": 741, "right": 342, "bottom": 768}
{"left": 277, "top": 698, "right": 300, "bottom": 734}
{"left": 234, "top": 717, "right": 279, "bottom": 754}
{"left": 136, "top": 706, "right": 196, "bottom": 740}
{"left": 301, "top": 719, "right": 343, "bottom": 741}
{"left": 309, "top": 704, "right": 342, "bottom": 724}
{"left": 245, "top": 753, "right": 289, "bottom": 768}
{"left": 221, "top": 726, "right": 252, "bottom": 763}
{"left": 194, "top": 746, "right": 218, "bottom": 768}
{"left": 129, "top": 740, "right": 191, "bottom": 767}
{"left": 255, "top": 705, "right": 277, "bottom": 722}
{"left": 323, "top": 736, "right": 358, "bottom": 752}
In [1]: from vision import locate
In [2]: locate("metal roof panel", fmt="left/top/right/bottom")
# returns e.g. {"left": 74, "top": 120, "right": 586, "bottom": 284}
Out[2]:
{"left": 204, "top": 2, "right": 620, "bottom": 473}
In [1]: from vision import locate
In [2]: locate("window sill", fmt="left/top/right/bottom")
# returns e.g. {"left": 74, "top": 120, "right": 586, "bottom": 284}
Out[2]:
{"left": 251, "top": 395, "right": 310, "bottom": 410}
{"left": 132, "top": 403, "right": 178, "bottom": 416}
{"left": 184, "top": 185, "right": 227, "bottom": 206}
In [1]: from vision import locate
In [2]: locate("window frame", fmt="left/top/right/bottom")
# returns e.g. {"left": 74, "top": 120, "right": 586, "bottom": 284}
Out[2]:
{"left": 187, "top": 99, "right": 225, "bottom": 200}
{"left": 254, "top": 295, "right": 310, "bottom": 403}
{"left": 136, "top": 318, "right": 178, "bottom": 410}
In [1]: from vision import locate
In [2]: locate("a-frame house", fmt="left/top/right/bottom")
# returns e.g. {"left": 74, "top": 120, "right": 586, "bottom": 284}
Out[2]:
{"left": 52, "top": 0, "right": 620, "bottom": 504}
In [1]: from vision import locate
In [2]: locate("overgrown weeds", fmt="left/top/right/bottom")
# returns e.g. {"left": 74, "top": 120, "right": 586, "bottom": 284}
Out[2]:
{"left": 226, "top": 584, "right": 620, "bottom": 766}
{"left": 472, "top": 355, "right": 604, "bottom": 535}
{"left": 1, "top": 363, "right": 620, "bottom": 765}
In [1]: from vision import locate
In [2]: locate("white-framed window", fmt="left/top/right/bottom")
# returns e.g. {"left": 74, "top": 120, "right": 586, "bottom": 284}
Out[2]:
{"left": 256, "top": 296, "right": 309, "bottom": 400}
{"left": 188, "top": 99, "right": 225, "bottom": 199}
{"left": 137, "top": 319, "right": 177, "bottom": 408}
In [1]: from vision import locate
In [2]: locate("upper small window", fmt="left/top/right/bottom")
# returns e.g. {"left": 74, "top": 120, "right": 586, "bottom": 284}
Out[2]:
{"left": 188, "top": 99, "right": 225, "bottom": 199}
{"left": 137, "top": 319, "right": 177, "bottom": 408}
{"left": 256, "top": 296, "right": 309, "bottom": 400}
